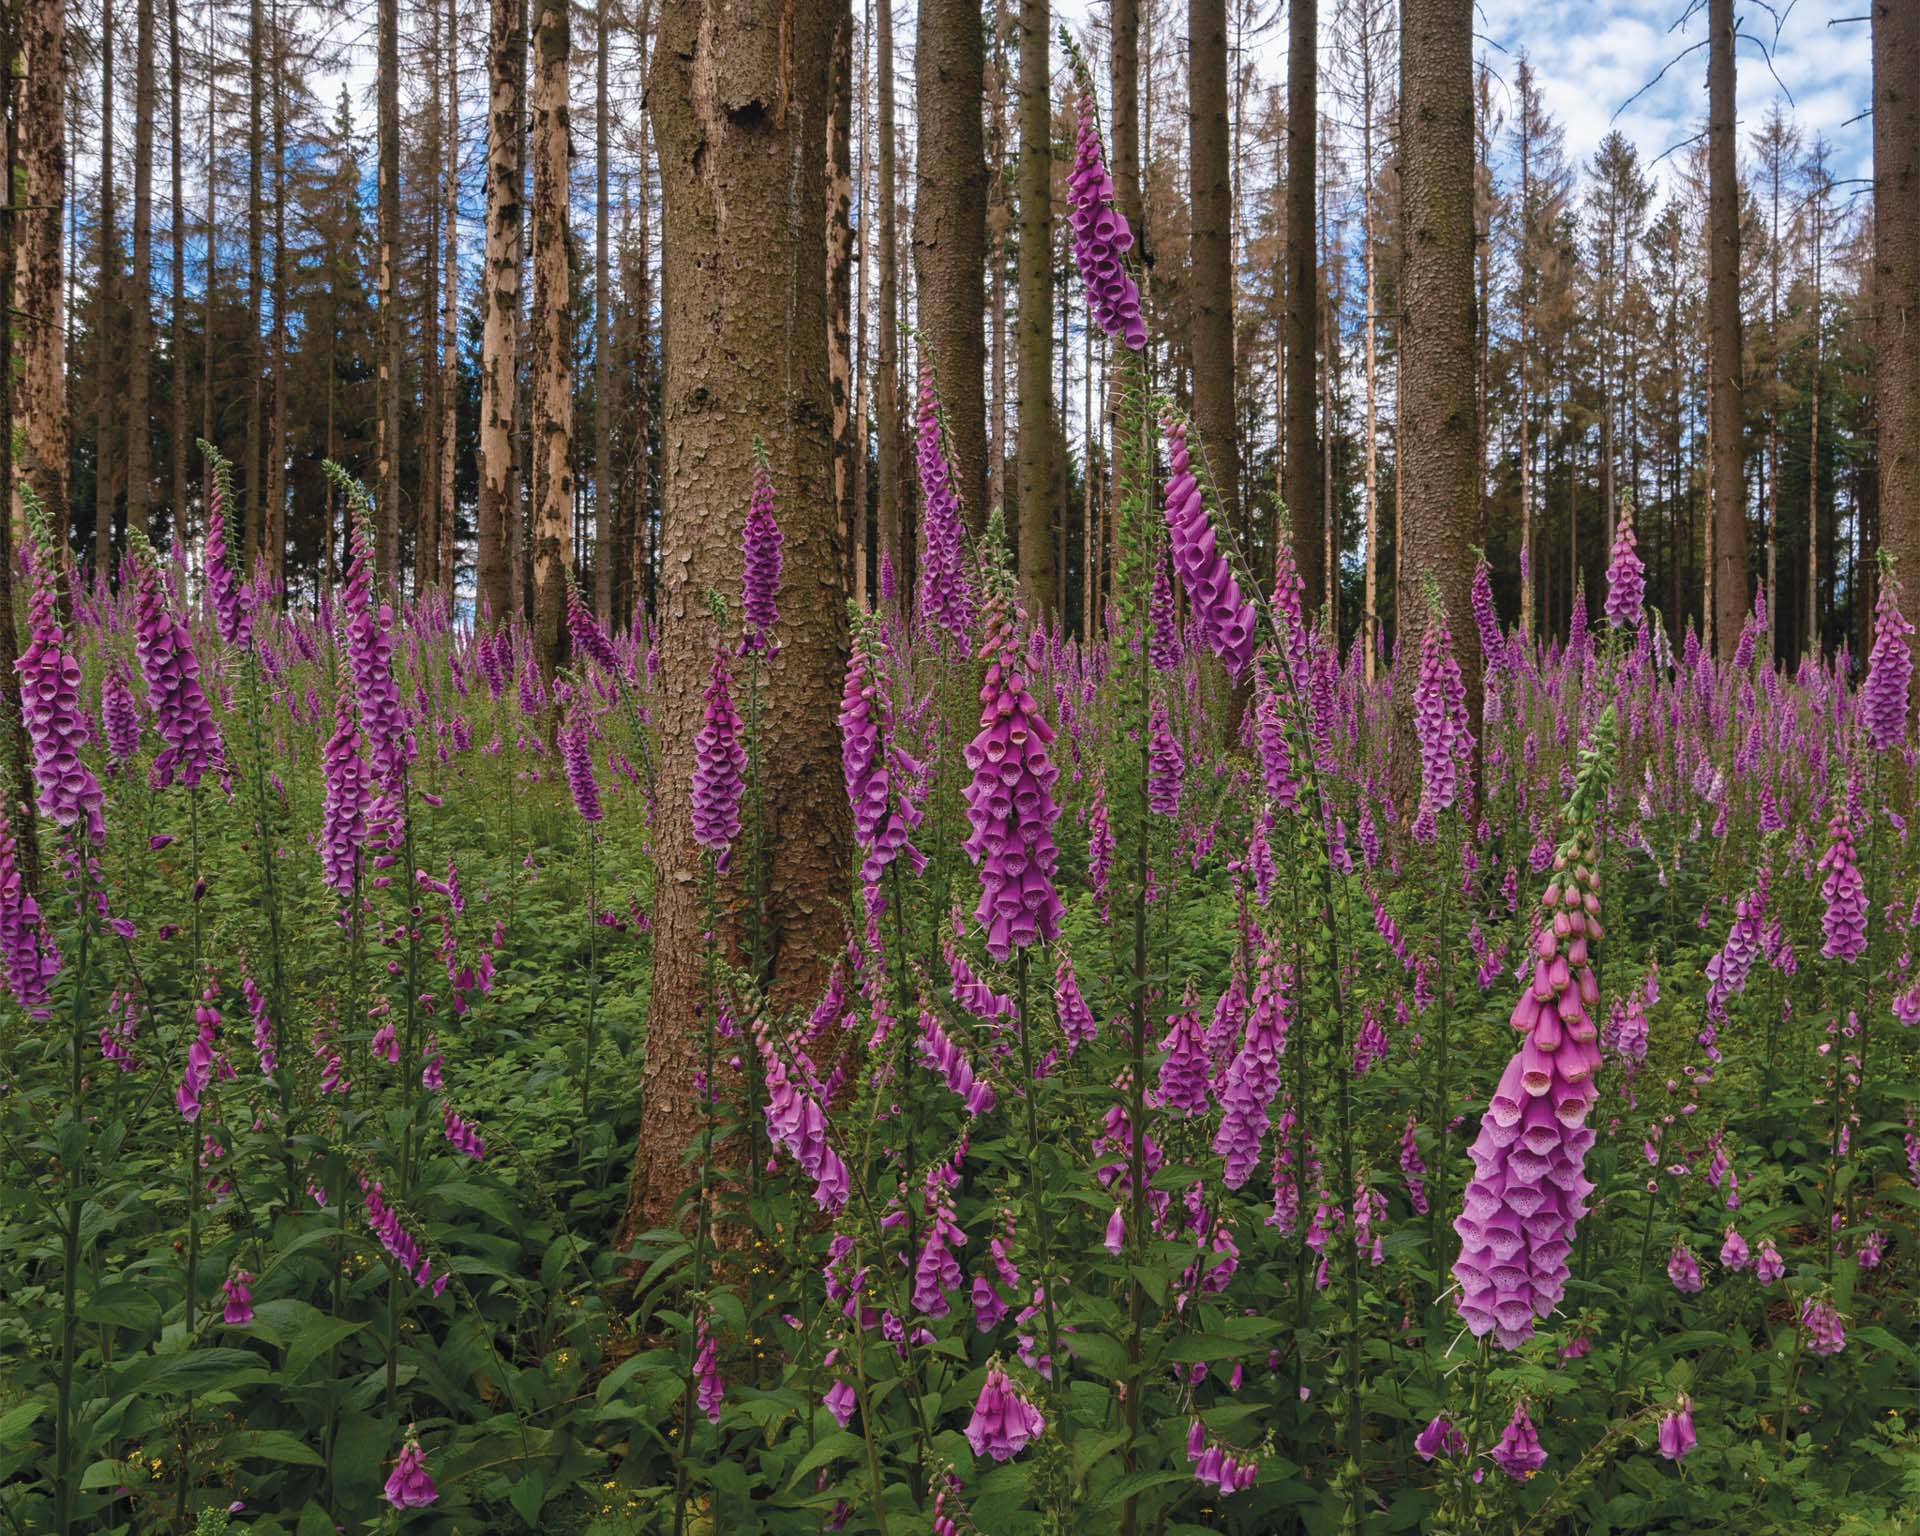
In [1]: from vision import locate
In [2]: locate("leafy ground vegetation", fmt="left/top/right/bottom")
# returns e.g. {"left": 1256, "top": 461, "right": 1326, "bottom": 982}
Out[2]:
{"left": 6, "top": 125, "right": 1920, "bottom": 1536}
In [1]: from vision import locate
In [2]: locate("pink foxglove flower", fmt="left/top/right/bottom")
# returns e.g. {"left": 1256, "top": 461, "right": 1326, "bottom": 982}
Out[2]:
{"left": 1862, "top": 556, "right": 1914, "bottom": 750}
{"left": 383, "top": 1430, "right": 437, "bottom": 1509}
{"left": 840, "top": 620, "right": 926, "bottom": 885}
{"left": 0, "top": 813, "right": 59, "bottom": 1018}
{"left": 966, "top": 1364, "right": 1045, "bottom": 1461}
{"left": 1156, "top": 983, "right": 1210, "bottom": 1116}
{"left": 1801, "top": 1297, "right": 1845, "bottom": 1357}
{"left": 1668, "top": 1241, "right": 1702, "bottom": 1293}
{"left": 221, "top": 1269, "right": 254, "bottom": 1325}
{"left": 691, "top": 646, "right": 747, "bottom": 868}
{"left": 1657, "top": 1398, "right": 1697, "bottom": 1461}
{"left": 1603, "top": 494, "right": 1646, "bottom": 628}
{"left": 561, "top": 709, "right": 603, "bottom": 824}
{"left": 16, "top": 527, "right": 105, "bottom": 841}
{"left": 1213, "top": 942, "right": 1292, "bottom": 1189}
{"left": 1754, "top": 1239, "right": 1784, "bottom": 1285}
{"left": 1492, "top": 1401, "right": 1548, "bottom": 1481}
{"left": 1817, "top": 790, "right": 1867, "bottom": 964}
{"left": 1415, "top": 1415, "right": 1465, "bottom": 1461}
{"left": 915, "top": 367, "right": 975, "bottom": 645}
{"left": 1066, "top": 95, "right": 1146, "bottom": 350}
{"left": 1161, "top": 420, "right": 1255, "bottom": 678}
{"left": 1720, "top": 1226, "right": 1750, "bottom": 1271}
{"left": 740, "top": 459, "right": 784, "bottom": 654}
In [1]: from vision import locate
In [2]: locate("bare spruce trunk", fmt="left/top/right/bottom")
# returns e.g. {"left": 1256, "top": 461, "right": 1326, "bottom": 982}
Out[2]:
{"left": 377, "top": 0, "right": 401, "bottom": 574}
{"left": 875, "top": 0, "right": 900, "bottom": 581}
{"left": 1110, "top": 0, "right": 1143, "bottom": 250}
{"left": 95, "top": 0, "right": 117, "bottom": 572}
{"left": 914, "top": 0, "right": 989, "bottom": 534}
{"left": 478, "top": 0, "right": 525, "bottom": 623}
{"left": 168, "top": 0, "right": 185, "bottom": 538}
{"left": 1284, "top": 0, "right": 1320, "bottom": 609}
{"left": 1398, "top": 0, "right": 1481, "bottom": 744}
{"left": 125, "top": 0, "right": 154, "bottom": 535}
{"left": 1873, "top": 0, "right": 1920, "bottom": 674}
{"left": 1707, "top": 0, "right": 1747, "bottom": 657}
{"left": 851, "top": 0, "right": 872, "bottom": 605}
{"left": 593, "top": 0, "right": 613, "bottom": 619}
{"left": 440, "top": 0, "right": 459, "bottom": 591}
{"left": 268, "top": 9, "right": 287, "bottom": 585}
{"left": 1189, "top": 0, "right": 1238, "bottom": 547}
{"left": 16, "top": 0, "right": 66, "bottom": 557}
{"left": 529, "top": 0, "right": 572, "bottom": 676}
{"left": 245, "top": 0, "right": 264, "bottom": 563}
{"left": 623, "top": 0, "right": 852, "bottom": 1239}
{"left": 828, "top": 1, "right": 855, "bottom": 598}
{"left": 1015, "top": 0, "right": 1055, "bottom": 616}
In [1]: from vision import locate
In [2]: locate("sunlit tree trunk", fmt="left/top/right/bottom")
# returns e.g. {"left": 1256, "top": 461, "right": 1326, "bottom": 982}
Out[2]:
{"left": 593, "top": 0, "right": 613, "bottom": 620}
{"left": 478, "top": 0, "right": 525, "bottom": 623}
{"left": 439, "top": 0, "right": 459, "bottom": 592}
{"left": 1190, "top": 0, "right": 1238, "bottom": 554}
{"left": 1873, "top": 0, "right": 1920, "bottom": 663}
{"left": 1015, "top": 0, "right": 1054, "bottom": 615}
{"left": 528, "top": 0, "right": 573, "bottom": 676}
{"left": 1706, "top": 0, "right": 1746, "bottom": 658}
{"left": 16, "top": 0, "right": 66, "bottom": 558}
{"left": 1283, "top": 0, "right": 1319, "bottom": 609}
{"left": 95, "top": 0, "right": 118, "bottom": 572}
{"left": 376, "top": 0, "right": 401, "bottom": 573}
{"left": 126, "top": 0, "right": 155, "bottom": 535}
{"left": 829, "top": 0, "right": 856, "bottom": 598}
{"left": 245, "top": 0, "right": 264, "bottom": 563}
{"left": 167, "top": 0, "right": 185, "bottom": 540}
{"left": 852, "top": 0, "right": 873, "bottom": 606}
{"left": 624, "top": 0, "right": 851, "bottom": 1241}
{"left": 875, "top": 0, "right": 900, "bottom": 579}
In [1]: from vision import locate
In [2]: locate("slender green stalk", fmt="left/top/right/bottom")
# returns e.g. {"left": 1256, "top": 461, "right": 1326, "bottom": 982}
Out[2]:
{"left": 54, "top": 835, "right": 95, "bottom": 1536}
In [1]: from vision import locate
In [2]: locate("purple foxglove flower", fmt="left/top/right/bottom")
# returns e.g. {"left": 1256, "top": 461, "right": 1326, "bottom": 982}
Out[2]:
{"left": 1603, "top": 495, "right": 1646, "bottom": 627}
{"left": 1668, "top": 1241, "right": 1702, "bottom": 1293}
{"left": 561, "top": 710, "right": 603, "bottom": 823}
{"left": 442, "top": 1101, "right": 487, "bottom": 1161}
{"left": 383, "top": 1433, "right": 437, "bottom": 1509}
{"left": 1705, "top": 865, "right": 1769, "bottom": 1024}
{"left": 915, "top": 368, "right": 975, "bottom": 645}
{"left": 340, "top": 515, "right": 415, "bottom": 794}
{"left": 824, "top": 1380, "right": 857, "bottom": 1427}
{"left": 912, "top": 1198, "right": 966, "bottom": 1316}
{"left": 960, "top": 586, "right": 1064, "bottom": 960}
{"left": 1156, "top": 983, "right": 1210, "bottom": 1115}
{"left": 1400, "top": 1112, "right": 1430, "bottom": 1214}
{"left": 695, "top": 1316, "right": 725, "bottom": 1421}
{"left": 1720, "top": 1226, "right": 1750, "bottom": 1270}
{"left": 1087, "top": 773, "right": 1116, "bottom": 913}
{"left": 319, "top": 690, "right": 373, "bottom": 894}
{"left": 1055, "top": 948, "right": 1098, "bottom": 1052}
{"left": 1657, "top": 1399, "right": 1697, "bottom": 1461}
{"left": 1148, "top": 553, "right": 1182, "bottom": 672}
{"left": 1415, "top": 1415, "right": 1465, "bottom": 1461}
{"left": 1255, "top": 674, "right": 1300, "bottom": 814}
{"left": 918, "top": 1011, "right": 996, "bottom": 1119}
{"left": 1161, "top": 420, "right": 1254, "bottom": 678}
{"left": 566, "top": 584, "right": 624, "bottom": 678}
{"left": 1862, "top": 557, "right": 1914, "bottom": 750}
{"left": 840, "top": 622, "right": 926, "bottom": 885}
{"left": 1414, "top": 588, "right": 1472, "bottom": 827}
{"left": 1066, "top": 95, "right": 1146, "bottom": 349}
{"left": 1104, "top": 1206, "right": 1125, "bottom": 1255}
{"left": 1213, "top": 942, "right": 1292, "bottom": 1187}
{"left": 1754, "top": 1239, "right": 1784, "bottom": 1285}
{"left": 16, "top": 530, "right": 105, "bottom": 841}
{"left": 1817, "top": 796, "right": 1867, "bottom": 964}
{"left": 0, "top": 814, "right": 59, "bottom": 1018}
{"left": 965, "top": 1365, "right": 1045, "bottom": 1461}
{"left": 1492, "top": 1401, "right": 1548, "bottom": 1481}
{"left": 741, "top": 460, "right": 784, "bottom": 653}
{"left": 101, "top": 664, "right": 140, "bottom": 770}
{"left": 202, "top": 455, "right": 255, "bottom": 650}
{"left": 1800, "top": 1297, "right": 1845, "bottom": 1357}
{"left": 1147, "top": 696, "right": 1184, "bottom": 817}
{"left": 1859, "top": 1229, "right": 1884, "bottom": 1270}
{"left": 221, "top": 1269, "right": 254, "bottom": 1325}
{"left": 760, "top": 1018, "right": 849, "bottom": 1210}
{"left": 691, "top": 646, "right": 748, "bottom": 868}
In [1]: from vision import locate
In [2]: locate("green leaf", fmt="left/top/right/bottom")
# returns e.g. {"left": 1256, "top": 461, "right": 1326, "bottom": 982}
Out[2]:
{"left": 286, "top": 1316, "right": 366, "bottom": 1382}
{"left": 298, "top": 1501, "right": 337, "bottom": 1536}
{"left": 216, "top": 1429, "right": 325, "bottom": 1467}
{"left": 785, "top": 1431, "right": 863, "bottom": 1491}
{"left": 509, "top": 1471, "right": 547, "bottom": 1527}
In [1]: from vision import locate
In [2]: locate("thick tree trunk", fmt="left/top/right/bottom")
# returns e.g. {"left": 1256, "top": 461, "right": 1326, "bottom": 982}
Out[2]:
{"left": 440, "top": 0, "right": 459, "bottom": 591}
{"left": 268, "top": 11, "right": 287, "bottom": 585}
{"left": 377, "top": 0, "right": 401, "bottom": 574}
{"left": 245, "top": 0, "right": 264, "bottom": 563}
{"left": 630, "top": 101, "right": 654, "bottom": 629}
{"left": 1110, "top": 0, "right": 1143, "bottom": 252}
{"left": 624, "top": 0, "right": 852, "bottom": 1240}
{"left": 828, "top": 1, "right": 855, "bottom": 598}
{"left": 1873, "top": 0, "right": 1920, "bottom": 658}
{"left": 16, "top": 0, "right": 65, "bottom": 558}
{"left": 167, "top": 0, "right": 184, "bottom": 540}
{"left": 1284, "top": 0, "right": 1320, "bottom": 609}
{"left": 1706, "top": 0, "right": 1746, "bottom": 658}
{"left": 1189, "top": 0, "right": 1238, "bottom": 553}
{"left": 529, "top": 0, "right": 573, "bottom": 676}
{"left": 594, "top": 0, "right": 613, "bottom": 619}
{"left": 851, "top": 0, "right": 872, "bottom": 606}
{"left": 1015, "top": 0, "right": 1054, "bottom": 616}
{"left": 875, "top": 0, "right": 900, "bottom": 581}
{"left": 95, "top": 0, "right": 117, "bottom": 572}
{"left": 1397, "top": 0, "right": 1481, "bottom": 746}
{"left": 478, "top": 0, "right": 525, "bottom": 624}
{"left": 914, "top": 0, "right": 988, "bottom": 535}
{"left": 126, "top": 0, "right": 154, "bottom": 535}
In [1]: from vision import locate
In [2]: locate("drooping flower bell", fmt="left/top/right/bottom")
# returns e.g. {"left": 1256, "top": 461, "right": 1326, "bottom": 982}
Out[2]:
{"left": 960, "top": 580, "right": 1064, "bottom": 960}
{"left": 130, "top": 540, "right": 226, "bottom": 792}
{"left": 691, "top": 645, "right": 748, "bottom": 869}
{"left": 201, "top": 444, "right": 255, "bottom": 651}
{"left": 1415, "top": 1415, "right": 1466, "bottom": 1462}
{"left": 561, "top": 708, "right": 603, "bottom": 824}
{"left": 1413, "top": 581, "right": 1473, "bottom": 833}
{"left": 1161, "top": 419, "right": 1255, "bottom": 678}
{"left": 1862, "top": 552, "right": 1913, "bottom": 751}
{"left": 1817, "top": 784, "right": 1866, "bottom": 964}
{"left": 1213, "top": 938, "right": 1292, "bottom": 1188}
{"left": 383, "top": 1429, "right": 438, "bottom": 1509}
{"left": 0, "top": 812, "right": 59, "bottom": 1018}
{"left": 839, "top": 614, "right": 926, "bottom": 886}
{"left": 16, "top": 508, "right": 105, "bottom": 842}
{"left": 740, "top": 456, "right": 784, "bottom": 654}
{"left": 1066, "top": 93, "right": 1146, "bottom": 350}
{"left": 965, "top": 1364, "right": 1045, "bottom": 1461}
{"left": 1491, "top": 1401, "right": 1548, "bottom": 1481}
{"left": 1657, "top": 1397, "right": 1697, "bottom": 1461}
{"left": 916, "top": 366, "right": 975, "bottom": 646}
{"left": 1603, "top": 493, "right": 1646, "bottom": 629}
{"left": 1452, "top": 710, "right": 1613, "bottom": 1349}
{"left": 221, "top": 1269, "right": 255, "bottom": 1325}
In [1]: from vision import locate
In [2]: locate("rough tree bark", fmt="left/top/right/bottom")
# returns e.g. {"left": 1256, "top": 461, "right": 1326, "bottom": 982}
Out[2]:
{"left": 851, "top": 0, "right": 872, "bottom": 606}
{"left": 245, "top": 0, "right": 264, "bottom": 562}
{"left": 1284, "top": 0, "right": 1320, "bottom": 609}
{"left": 268, "top": 7, "right": 287, "bottom": 583}
{"left": 1873, "top": 0, "right": 1920, "bottom": 667}
{"left": 529, "top": 0, "right": 573, "bottom": 676}
{"left": 828, "top": 1, "right": 855, "bottom": 598}
{"left": 594, "top": 0, "right": 613, "bottom": 620}
{"left": 168, "top": 0, "right": 184, "bottom": 538}
{"left": 440, "top": 0, "right": 459, "bottom": 591}
{"left": 1397, "top": 0, "right": 1481, "bottom": 748}
{"left": 478, "top": 0, "right": 525, "bottom": 624}
{"left": 1189, "top": 0, "right": 1238, "bottom": 552}
{"left": 377, "top": 0, "right": 401, "bottom": 573}
{"left": 15, "top": 0, "right": 65, "bottom": 557}
{"left": 875, "top": 0, "right": 900, "bottom": 579}
{"left": 95, "top": 0, "right": 117, "bottom": 571}
{"left": 1015, "top": 0, "right": 1054, "bottom": 616}
{"left": 624, "top": 0, "right": 852, "bottom": 1240}
{"left": 914, "top": 0, "right": 989, "bottom": 535}
{"left": 126, "top": 0, "right": 154, "bottom": 534}
{"left": 1110, "top": 0, "right": 1143, "bottom": 253}
{"left": 1706, "top": 0, "right": 1747, "bottom": 658}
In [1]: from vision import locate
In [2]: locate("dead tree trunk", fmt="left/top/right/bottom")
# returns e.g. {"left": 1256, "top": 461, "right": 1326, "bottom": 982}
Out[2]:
{"left": 1283, "top": 0, "right": 1320, "bottom": 609}
{"left": 1873, "top": 0, "right": 1920, "bottom": 664}
{"left": 1015, "top": 0, "right": 1055, "bottom": 616}
{"left": 529, "top": 0, "right": 573, "bottom": 675}
{"left": 1706, "top": 0, "right": 1747, "bottom": 658}
{"left": 478, "top": 0, "right": 525, "bottom": 623}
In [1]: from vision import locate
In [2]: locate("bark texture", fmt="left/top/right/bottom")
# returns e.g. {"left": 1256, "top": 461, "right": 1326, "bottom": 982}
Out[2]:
{"left": 1015, "top": 0, "right": 1055, "bottom": 615}
{"left": 478, "top": 0, "right": 526, "bottom": 624}
{"left": 377, "top": 0, "right": 401, "bottom": 572}
{"left": 874, "top": 0, "right": 900, "bottom": 578}
{"left": 914, "top": 0, "right": 989, "bottom": 535}
{"left": 1874, "top": 0, "right": 1920, "bottom": 666}
{"left": 15, "top": 0, "right": 65, "bottom": 557}
{"left": 1188, "top": 0, "right": 1237, "bottom": 546}
{"left": 1284, "top": 0, "right": 1321, "bottom": 609}
{"left": 828, "top": 2, "right": 855, "bottom": 597}
{"left": 126, "top": 0, "right": 155, "bottom": 533}
{"left": 530, "top": 0, "right": 574, "bottom": 676}
{"left": 1706, "top": 0, "right": 1747, "bottom": 657}
{"left": 1397, "top": 0, "right": 1481, "bottom": 746}
{"left": 625, "top": 0, "right": 852, "bottom": 1241}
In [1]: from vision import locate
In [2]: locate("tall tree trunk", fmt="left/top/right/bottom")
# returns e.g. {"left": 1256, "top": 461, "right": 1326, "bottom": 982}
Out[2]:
{"left": 1015, "top": 0, "right": 1054, "bottom": 616}
{"left": 440, "top": 0, "right": 459, "bottom": 591}
{"left": 419, "top": 119, "right": 443, "bottom": 595}
{"left": 478, "top": 0, "right": 525, "bottom": 623}
{"left": 1397, "top": 0, "right": 1481, "bottom": 743}
{"left": 593, "top": 0, "right": 613, "bottom": 618}
{"left": 529, "top": 0, "right": 572, "bottom": 676}
{"left": 377, "top": 0, "right": 401, "bottom": 574}
{"left": 1360, "top": 8, "right": 1381, "bottom": 680}
{"left": 268, "top": 4, "right": 287, "bottom": 585}
{"left": 1873, "top": 0, "right": 1920, "bottom": 660}
{"left": 852, "top": 0, "right": 873, "bottom": 606}
{"left": 126, "top": 0, "right": 156, "bottom": 533}
{"left": 914, "top": 0, "right": 988, "bottom": 534}
{"left": 1189, "top": 0, "right": 1238, "bottom": 556}
{"left": 1, "top": 0, "right": 41, "bottom": 883}
{"left": 95, "top": 0, "right": 117, "bottom": 572}
{"left": 1706, "top": 0, "right": 1746, "bottom": 658}
{"left": 1283, "top": 0, "right": 1320, "bottom": 609}
{"left": 875, "top": 0, "right": 900, "bottom": 583}
{"left": 828, "top": 0, "right": 855, "bottom": 598}
{"left": 631, "top": 93, "right": 654, "bottom": 629}
{"left": 245, "top": 0, "right": 264, "bottom": 563}
{"left": 201, "top": 0, "right": 213, "bottom": 451}
{"left": 167, "top": 0, "right": 185, "bottom": 540}
{"left": 1110, "top": 0, "right": 1143, "bottom": 251}
{"left": 1516, "top": 82, "right": 1533, "bottom": 639}
{"left": 1807, "top": 160, "right": 1824, "bottom": 656}
{"left": 624, "top": 0, "right": 851, "bottom": 1240}
{"left": 16, "top": 0, "right": 65, "bottom": 559}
